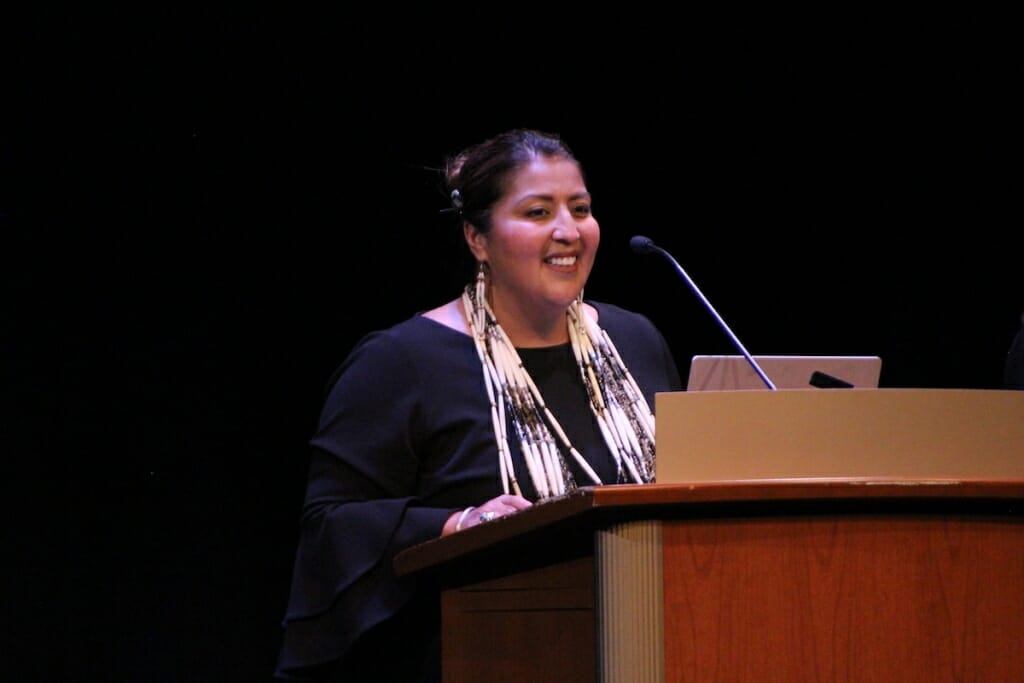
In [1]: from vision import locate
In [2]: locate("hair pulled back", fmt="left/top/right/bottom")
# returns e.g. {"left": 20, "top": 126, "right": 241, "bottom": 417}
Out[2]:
{"left": 443, "top": 128, "right": 581, "bottom": 235}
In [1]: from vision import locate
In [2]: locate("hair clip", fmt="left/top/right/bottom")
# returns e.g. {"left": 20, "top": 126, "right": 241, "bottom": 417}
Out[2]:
{"left": 450, "top": 189, "right": 464, "bottom": 211}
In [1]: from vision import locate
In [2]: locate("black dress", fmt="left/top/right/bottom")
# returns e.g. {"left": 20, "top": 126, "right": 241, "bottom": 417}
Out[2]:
{"left": 275, "top": 301, "right": 682, "bottom": 681}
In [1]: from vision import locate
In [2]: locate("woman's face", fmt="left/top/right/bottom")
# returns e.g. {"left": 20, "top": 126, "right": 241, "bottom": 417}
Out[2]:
{"left": 466, "top": 155, "right": 599, "bottom": 324}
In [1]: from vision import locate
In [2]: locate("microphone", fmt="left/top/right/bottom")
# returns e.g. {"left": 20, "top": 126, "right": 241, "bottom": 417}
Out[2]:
{"left": 630, "top": 235, "right": 777, "bottom": 390}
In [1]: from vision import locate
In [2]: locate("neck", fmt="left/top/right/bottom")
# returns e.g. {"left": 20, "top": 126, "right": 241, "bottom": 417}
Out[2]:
{"left": 499, "top": 314, "right": 570, "bottom": 348}
{"left": 488, "top": 301, "right": 574, "bottom": 348}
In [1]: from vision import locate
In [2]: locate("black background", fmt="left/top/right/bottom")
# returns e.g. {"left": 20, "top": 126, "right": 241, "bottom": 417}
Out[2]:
{"left": 7, "top": 9, "right": 1022, "bottom": 682}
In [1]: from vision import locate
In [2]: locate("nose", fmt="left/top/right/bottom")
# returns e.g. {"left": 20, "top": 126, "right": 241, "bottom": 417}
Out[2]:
{"left": 551, "top": 210, "right": 581, "bottom": 242}
{"left": 552, "top": 225, "right": 580, "bottom": 242}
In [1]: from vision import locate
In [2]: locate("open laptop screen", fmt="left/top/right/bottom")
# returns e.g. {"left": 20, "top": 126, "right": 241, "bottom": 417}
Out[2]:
{"left": 686, "top": 355, "right": 883, "bottom": 391}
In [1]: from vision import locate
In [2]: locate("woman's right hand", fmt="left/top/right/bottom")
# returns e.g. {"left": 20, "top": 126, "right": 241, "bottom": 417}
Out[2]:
{"left": 442, "top": 494, "right": 533, "bottom": 536}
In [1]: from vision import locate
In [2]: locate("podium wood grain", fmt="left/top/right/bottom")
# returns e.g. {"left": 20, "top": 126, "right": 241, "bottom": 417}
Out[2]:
{"left": 397, "top": 481, "right": 1024, "bottom": 682}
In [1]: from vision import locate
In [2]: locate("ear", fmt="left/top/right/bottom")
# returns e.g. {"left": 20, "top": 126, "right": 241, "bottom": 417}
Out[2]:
{"left": 464, "top": 222, "right": 489, "bottom": 263}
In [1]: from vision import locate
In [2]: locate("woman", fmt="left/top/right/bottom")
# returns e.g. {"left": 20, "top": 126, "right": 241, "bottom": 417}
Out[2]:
{"left": 275, "top": 129, "right": 682, "bottom": 681}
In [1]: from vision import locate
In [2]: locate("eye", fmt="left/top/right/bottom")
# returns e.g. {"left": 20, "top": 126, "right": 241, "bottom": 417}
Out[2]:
{"left": 525, "top": 206, "right": 550, "bottom": 219}
{"left": 572, "top": 204, "right": 592, "bottom": 217}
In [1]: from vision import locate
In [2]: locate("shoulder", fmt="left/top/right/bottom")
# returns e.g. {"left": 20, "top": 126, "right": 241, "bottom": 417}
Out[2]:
{"left": 357, "top": 311, "right": 466, "bottom": 352}
{"left": 421, "top": 298, "right": 470, "bottom": 335}
{"left": 586, "top": 300, "right": 683, "bottom": 393}
{"left": 323, "top": 313, "right": 470, "bottom": 394}
{"left": 588, "top": 301, "right": 660, "bottom": 334}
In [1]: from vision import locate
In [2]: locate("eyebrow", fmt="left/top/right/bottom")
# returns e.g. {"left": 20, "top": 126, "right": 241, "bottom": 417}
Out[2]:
{"left": 518, "top": 191, "right": 592, "bottom": 202}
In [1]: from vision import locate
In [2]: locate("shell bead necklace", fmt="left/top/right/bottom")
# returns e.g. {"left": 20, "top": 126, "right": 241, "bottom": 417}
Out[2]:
{"left": 463, "top": 271, "right": 656, "bottom": 500}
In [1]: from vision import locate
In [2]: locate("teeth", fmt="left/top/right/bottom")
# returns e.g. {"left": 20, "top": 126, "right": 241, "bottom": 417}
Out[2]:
{"left": 546, "top": 256, "right": 576, "bottom": 266}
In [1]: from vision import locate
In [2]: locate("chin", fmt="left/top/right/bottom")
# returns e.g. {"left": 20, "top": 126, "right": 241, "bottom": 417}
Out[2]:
{"left": 538, "top": 275, "right": 588, "bottom": 308}
{"left": 550, "top": 289, "right": 585, "bottom": 309}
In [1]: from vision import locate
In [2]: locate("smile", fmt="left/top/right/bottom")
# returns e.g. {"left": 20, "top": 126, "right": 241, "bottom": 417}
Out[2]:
{"left": 545, "top": 256, "right": 577, "bottom": 266}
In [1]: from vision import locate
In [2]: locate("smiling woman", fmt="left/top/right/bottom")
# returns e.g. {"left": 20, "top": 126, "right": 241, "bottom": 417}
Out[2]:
{"left": 274, "top": 128, "right": 683, "bottom": 681}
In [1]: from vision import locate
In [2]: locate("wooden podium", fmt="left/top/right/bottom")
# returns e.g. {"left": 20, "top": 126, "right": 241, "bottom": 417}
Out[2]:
{"left": 394, "top": 390, "right": 1024, "bottom": 682}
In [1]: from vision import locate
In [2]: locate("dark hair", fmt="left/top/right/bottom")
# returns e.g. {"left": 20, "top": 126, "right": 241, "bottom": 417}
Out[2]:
{"left": 443, "top": 128, "right": 582, "bottom": 235}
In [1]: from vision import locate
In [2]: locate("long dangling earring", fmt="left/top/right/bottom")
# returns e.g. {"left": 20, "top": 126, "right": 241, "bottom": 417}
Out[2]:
{"left": 475, "top": 262, "right": 487, "bottom": 307}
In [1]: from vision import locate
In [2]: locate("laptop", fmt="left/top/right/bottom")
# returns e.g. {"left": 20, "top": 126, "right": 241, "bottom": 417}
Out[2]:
{"left": 686, "top": 355, "right": 883, "bottom": 391}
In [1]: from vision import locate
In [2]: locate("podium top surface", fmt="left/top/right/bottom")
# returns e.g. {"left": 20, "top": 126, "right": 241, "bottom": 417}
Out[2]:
{"left": 394, "top": 478, "right": 1024, "bottom": 581}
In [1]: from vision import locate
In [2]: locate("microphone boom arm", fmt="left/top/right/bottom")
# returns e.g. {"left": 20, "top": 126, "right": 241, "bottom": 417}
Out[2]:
{"left": 633, "top": 236, "right": 777, "bottom": 390}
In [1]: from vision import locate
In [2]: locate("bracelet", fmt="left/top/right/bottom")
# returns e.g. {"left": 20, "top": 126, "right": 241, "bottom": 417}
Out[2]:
{"left": 455, "top": 506, "right": 475, "bottom": 532}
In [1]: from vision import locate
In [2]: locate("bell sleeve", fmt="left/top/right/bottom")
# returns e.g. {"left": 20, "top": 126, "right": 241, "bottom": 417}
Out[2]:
{"left": 276, "top": 329, "right": 456, "bottom": 672}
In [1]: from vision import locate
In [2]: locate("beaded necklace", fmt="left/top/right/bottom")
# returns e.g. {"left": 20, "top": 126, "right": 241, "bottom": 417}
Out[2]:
{"left": 463, "top": 271, "right": 657, "bottom": 501}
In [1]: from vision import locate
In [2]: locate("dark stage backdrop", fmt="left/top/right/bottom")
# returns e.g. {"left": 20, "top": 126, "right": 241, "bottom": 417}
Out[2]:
{"left": 8, "top": 10, "right": 1021, "bottom": 682}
